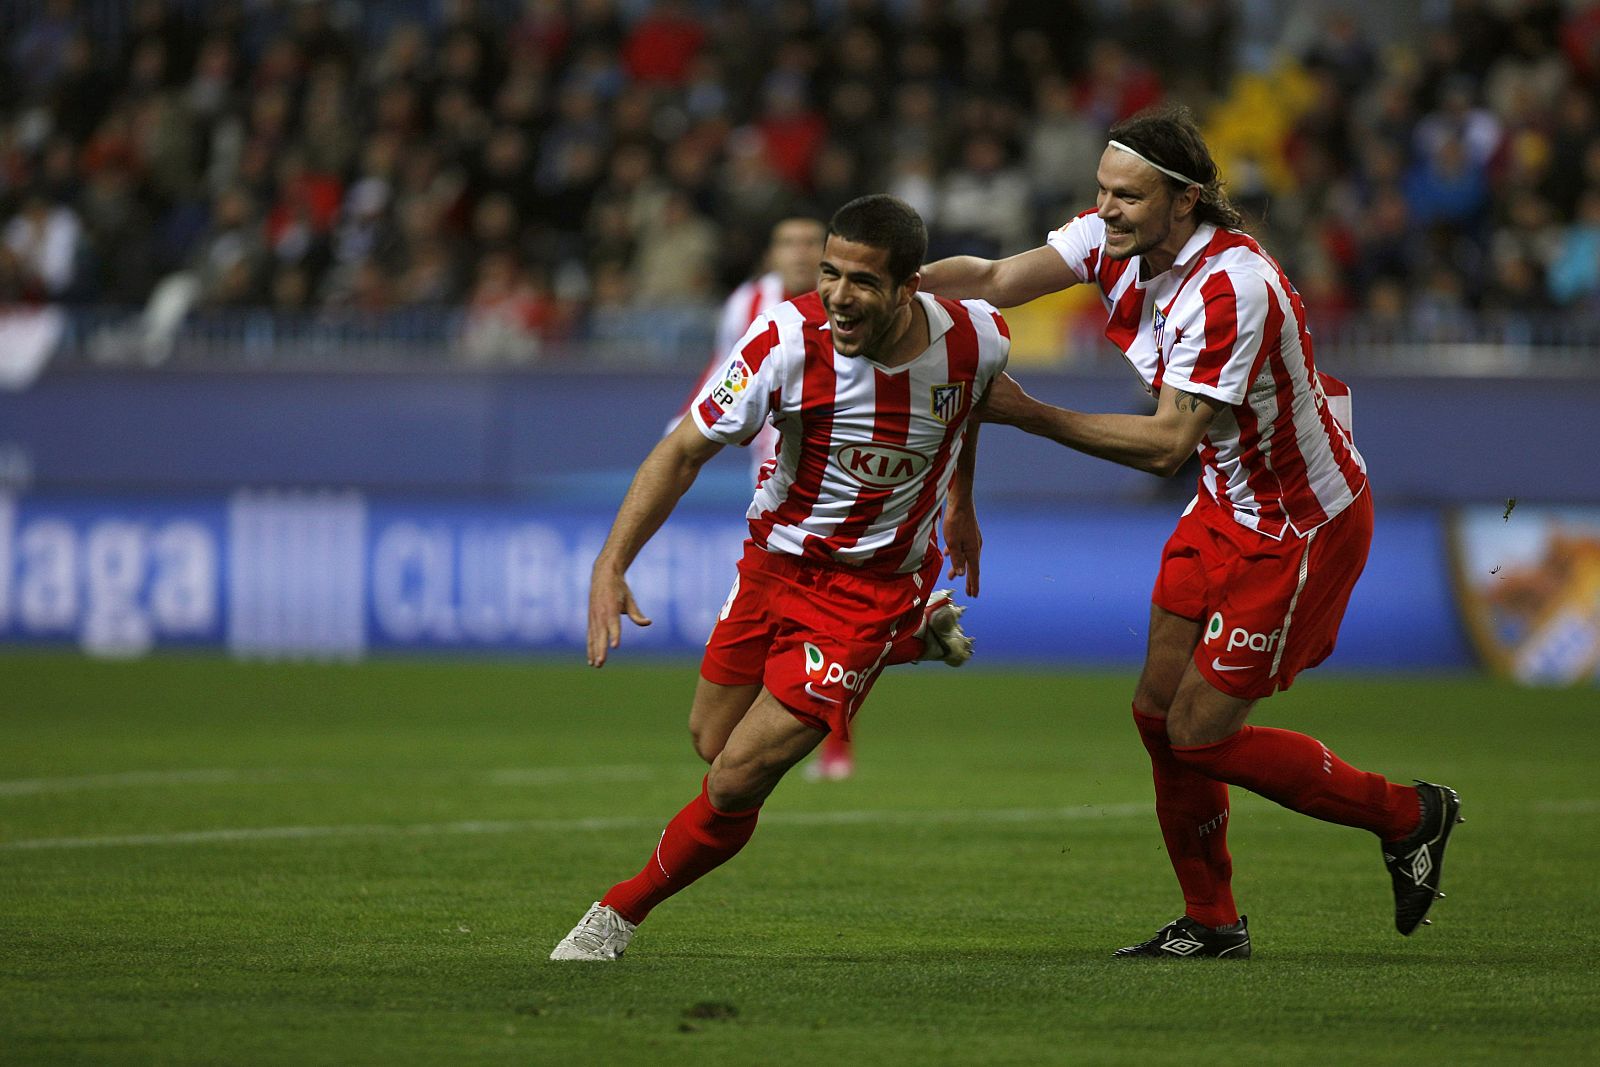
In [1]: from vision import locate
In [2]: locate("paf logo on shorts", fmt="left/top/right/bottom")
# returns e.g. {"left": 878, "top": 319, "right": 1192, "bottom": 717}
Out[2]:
{"left": 1227, "top": 626, "right": 1282, "bottom": 653}
{"left": 835, "top": 442, "right": 929, "bottom": 489}
{"left": 1205, "top": 612, "right": 1282, "bottom": 652}
{"left": 802, "top": 642, "right": 868, "bottom": 692}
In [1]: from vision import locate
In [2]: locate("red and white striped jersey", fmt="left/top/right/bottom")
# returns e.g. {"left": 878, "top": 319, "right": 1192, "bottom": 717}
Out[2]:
{"left": 1048, "top": 212, "right": 1367, "bottom": 540}
{"left": 690, "top": 290, "right": 1010, "bottom": 573}
{"left": 676, "top": 273, "right": 788, "bottom": 484}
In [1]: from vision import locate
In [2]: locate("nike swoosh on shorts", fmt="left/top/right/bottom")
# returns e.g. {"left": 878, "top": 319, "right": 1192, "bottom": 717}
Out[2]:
{"left": 1210, "top": 658, "right": 1253, "bottom": 673}
{"left": 804, "top": 682, "right": 840, "bottom": 704}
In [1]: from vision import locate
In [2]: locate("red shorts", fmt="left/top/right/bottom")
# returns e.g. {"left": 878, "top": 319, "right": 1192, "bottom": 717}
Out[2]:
{"left": 1152, "top": 488, "right": 1373, "bottom": 700}
{"left": 700, "top": 541, "right": 941, "bottom": 739}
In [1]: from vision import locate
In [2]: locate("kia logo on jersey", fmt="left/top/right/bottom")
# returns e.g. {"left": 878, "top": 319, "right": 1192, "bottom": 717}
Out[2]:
{"left": 835, "top": 443, "right": 929, "bottom": 489}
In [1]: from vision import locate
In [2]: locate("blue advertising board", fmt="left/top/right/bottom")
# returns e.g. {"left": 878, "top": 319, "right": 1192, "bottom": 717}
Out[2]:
{"left": 3, "top": 368, "right": 1595, "bottom": 506}
{"left": 0, "top": 491, "right": 1472, "bottom": 671}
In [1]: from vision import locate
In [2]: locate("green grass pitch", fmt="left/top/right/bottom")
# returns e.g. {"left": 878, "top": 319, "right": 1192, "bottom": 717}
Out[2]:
{"left": 2, "top": 654, "right": 1597, "bottom": 1065}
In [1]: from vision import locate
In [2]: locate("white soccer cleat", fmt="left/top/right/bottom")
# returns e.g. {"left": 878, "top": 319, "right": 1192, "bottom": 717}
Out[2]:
{"left": 549, "top": 902, "right": 637, "bottom": 961}
{"left": 914, "top": 589, "right": 973, "bottom": 667}
{"left": 803, "top": 749, "right": 855, "bottom": 781}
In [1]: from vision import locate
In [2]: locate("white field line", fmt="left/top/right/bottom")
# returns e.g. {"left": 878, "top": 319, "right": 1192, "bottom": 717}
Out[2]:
{"left": 1530, "top": 798, "right": 1600, "bottom": 814}
{"left": 0, "top": 803, "right": 1152, "bottom": 853}
{"left": 0, "top": 769, "right": 283, "bottom": 796}
{"left": 0, "top": 765, "right": 658, "bottom": 797}
{"left": 487, "top": 766, "right": 657, "bottom": 786}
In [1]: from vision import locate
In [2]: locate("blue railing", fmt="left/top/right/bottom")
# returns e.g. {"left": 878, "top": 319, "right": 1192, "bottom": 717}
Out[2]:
{"left": 23, "top": 303, "right": 1600, "bottom": 378}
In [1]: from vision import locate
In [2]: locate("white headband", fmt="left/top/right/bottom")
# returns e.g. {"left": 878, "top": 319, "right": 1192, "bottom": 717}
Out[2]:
{"left": 1107, "top": 140, "right": 1202, "bottom": 187}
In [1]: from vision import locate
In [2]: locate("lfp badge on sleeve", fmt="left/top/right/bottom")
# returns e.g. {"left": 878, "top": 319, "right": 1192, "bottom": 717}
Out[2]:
{"left": 930, "top": 383, "right": 964, "bottom": 424}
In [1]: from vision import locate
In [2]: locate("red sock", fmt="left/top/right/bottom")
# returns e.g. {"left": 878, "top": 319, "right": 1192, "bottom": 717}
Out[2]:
{"left": 1133, "top": 708, "right": 1238, "bottom": 928}
{"left": 1171, "top": 725, "right": 1420, "bottom": 842}
{"left": 600, "top": 778, "right": 761, "bottom": 925}
{"left": 886, "top": 630, "right": 922, "bottom": 664}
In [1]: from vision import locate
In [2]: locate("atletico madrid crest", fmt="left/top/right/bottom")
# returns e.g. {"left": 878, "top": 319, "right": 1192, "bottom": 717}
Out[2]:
{"left": 930, "top": 383, "right": 964, "bottom": 424}
{"left": 1152, "top": 306, "right": 1167, "bottom": 350}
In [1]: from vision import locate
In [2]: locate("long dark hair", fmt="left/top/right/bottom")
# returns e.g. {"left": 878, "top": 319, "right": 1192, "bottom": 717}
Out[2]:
{"left": 1108, "top": 105, "right": 1242, "bottom": 230}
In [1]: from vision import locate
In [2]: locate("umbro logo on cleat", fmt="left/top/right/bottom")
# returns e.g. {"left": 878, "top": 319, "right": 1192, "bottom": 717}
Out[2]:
{"left": 1407, "top": 846, "right": 1434, "bottom": 886}
{"left": 1160, "top": 938, "right": 1206, "bottom": 956}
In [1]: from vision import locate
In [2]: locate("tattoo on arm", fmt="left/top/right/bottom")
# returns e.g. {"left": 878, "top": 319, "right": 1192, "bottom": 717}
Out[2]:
{"left": 1174, "top": 390, "right": 1205, "bottom": 414}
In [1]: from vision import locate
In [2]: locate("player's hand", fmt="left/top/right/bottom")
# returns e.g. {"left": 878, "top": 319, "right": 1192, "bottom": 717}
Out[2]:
{"left": 587, "top": 566, "right": 652, "bottom": 668}
{"left": 976, "top": 372, "right": 1032, "bottom": 426}
{"left": 943, "top": 502, "right": 982, "bottom": 597}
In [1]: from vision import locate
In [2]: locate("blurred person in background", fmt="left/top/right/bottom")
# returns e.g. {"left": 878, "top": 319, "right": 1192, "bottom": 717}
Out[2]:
{"left": 459, "top": 250, "right": 559, "bottom": 365}
{"left": 3, "top": 0, "right": 1600, "bottom": 353}
{"left": 922, "top": 105, "right": 1462, "bottom": 959}
{"left": 1546, "top": 186, "right": 1600, "bottom": 309}
{"left": 2, "top": 191, "right": 81, "bottom": 301}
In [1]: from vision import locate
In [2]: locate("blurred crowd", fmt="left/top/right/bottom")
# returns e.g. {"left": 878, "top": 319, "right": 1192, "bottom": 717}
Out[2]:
{"left": 1, "top": 0, "right": 1599, "bottom": 363}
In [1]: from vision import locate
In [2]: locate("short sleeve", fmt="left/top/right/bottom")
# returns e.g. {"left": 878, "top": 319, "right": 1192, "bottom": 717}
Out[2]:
{"left": 1045, "top": 211, "right": 1104, "bottom": 286}
{"left": 689, "top": 316, "right": 780, "bottom": 445}
{"left": 1160, "top": 269, "right": 1270, "bottom": 407}
{"left": 958, "top": 298, "right": 1011, "bottom": 398}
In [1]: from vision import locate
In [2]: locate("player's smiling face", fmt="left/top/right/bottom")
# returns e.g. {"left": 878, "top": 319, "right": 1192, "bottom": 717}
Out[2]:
{"left": 818, "top": 236, "right": 917, "bottom": 359}
{"left": 1096, "top": 146, "right": 1180, "bottom": 262}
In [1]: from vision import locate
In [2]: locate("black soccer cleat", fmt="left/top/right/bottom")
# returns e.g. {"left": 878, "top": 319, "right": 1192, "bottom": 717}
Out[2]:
{"left": 1113, "top": 915, "right": 1251, "bottom": 959}
{"left": 1383, "top": 780, "right": 1463, "bottom": 936}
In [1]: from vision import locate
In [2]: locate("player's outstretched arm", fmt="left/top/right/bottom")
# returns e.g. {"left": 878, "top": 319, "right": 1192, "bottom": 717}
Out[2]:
{"left": 920, "top": 246, "right": 1080, "bottom": 308}
{"left": 943, "top": 421, "right": 982, "bottom": 597}
{"left": 587, "top": 418, "right": 725, "bottom": 667}
{"left": 979, "top": 373, "right": 1222, "bottom": 477}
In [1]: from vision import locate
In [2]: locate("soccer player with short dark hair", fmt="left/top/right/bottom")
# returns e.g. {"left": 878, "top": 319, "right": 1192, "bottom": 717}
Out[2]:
{"left": 551, "top": 195, "right": 1009, "bottom": 960}
{"left": 921, "top": 106, "right": 1462, "bottom": 958}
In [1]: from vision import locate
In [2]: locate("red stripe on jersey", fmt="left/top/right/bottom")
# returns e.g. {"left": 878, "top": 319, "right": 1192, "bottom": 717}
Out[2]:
{"left": 1205, "top": 228, "right": 1260, "bottom": 258}
{"left": 791, "top": 290, "right": 826, "bottom": 324}
{"left": 991, "top": 310, "right": 1010, "bottom": 340}
{"left": 818, "top": 368, "right": 911, "bottom": 555}
{"left": 1097, "top": 253, "right": 1132, "bottom": 292}
{"left": 1231, "top": 287, "right": 1290, "bottom": 532}
{"left": 892, "top": 301, "right": 981, "bottom": 571}
{"left": 1191, "top": 272, "right": 1238, "bottom": 388}
{"left": 748, "top": 324, "right": 836, "bottom": 553}
{"left": 1104, "top": 282, "right": 1143, "bottom": 355}
{"left": 1261, "top": 323, "right": 1328, "bottom": 533}
{"left": 738, "top": 318, "right": 781, "bottom": 372}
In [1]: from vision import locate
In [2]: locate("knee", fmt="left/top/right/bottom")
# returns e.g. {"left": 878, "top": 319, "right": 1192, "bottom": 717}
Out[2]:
{"left": 1132, "top": 678, "right": 1172, "bottom": 719}
{"left": 688, "top": 721, "right": 723, "bottom": 765}
{"left": 1165, "top": 704, "right": 1244, "bottom": 749}
{"left": 706, "top": 756, "right": 776, "bottom": 812}
{"left": 1164, "top": 705, "right": 1216, "bottom": 749}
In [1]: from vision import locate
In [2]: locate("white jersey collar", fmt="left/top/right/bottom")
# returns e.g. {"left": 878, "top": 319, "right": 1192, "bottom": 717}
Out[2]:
{"left": 1166, "top": 222, "right": 1218, "bottom": 276}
